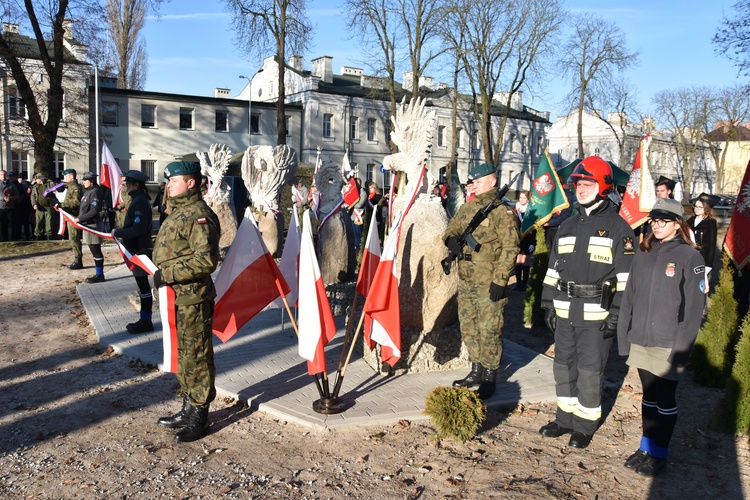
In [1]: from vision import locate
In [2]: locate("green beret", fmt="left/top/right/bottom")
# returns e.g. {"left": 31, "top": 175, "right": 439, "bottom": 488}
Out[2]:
{"left": 124, "top": 170, "right": 149, "bottom": 184}
{"left": 468, "top": 163, "right": 496, "bottom": 181}
{"left": 164, "top": 161, "right": 200, "bottom": 180}
{"left": 62, "top": 168, "right": 76, "bottom": 176}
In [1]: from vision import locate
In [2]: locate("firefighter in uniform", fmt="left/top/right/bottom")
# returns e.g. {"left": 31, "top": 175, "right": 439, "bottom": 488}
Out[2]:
{"left": 59, "top": 169, "right": 83, "bottom": 269}
{"left": 152, "top": 161, "right": 220, "bottom": 443}
{"left": 540, "top": 156, "right": 636, "bottom": 448}
{"left": 443, "top": 162, "right": 520, "bottom": 400}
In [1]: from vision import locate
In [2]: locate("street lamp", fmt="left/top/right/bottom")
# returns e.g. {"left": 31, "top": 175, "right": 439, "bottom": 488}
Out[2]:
{"left": 239, "top": 75, "right": 252, "bottom": 146}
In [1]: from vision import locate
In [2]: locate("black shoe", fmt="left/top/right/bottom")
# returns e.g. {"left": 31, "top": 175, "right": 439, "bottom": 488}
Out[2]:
{"left": 568, "top": 432, "right": 592, "bottom": 449}
{"left": 68, "top": 259, "right": 83, "bottom": 270}
{"left": 127, "top": 318, "right": 154, "bottom": 334}
{"left": 452, "top": 363, "right": 483, "bottom": 388}
{"left": 175, "top": 406, "right": 209, "bottom": 442}
{"left": 475, "top": 367, "right": 497, "bottom": 400}
{"left": 624, "top": 449, "right": 649, "bottom": 470}
{"left": 157, "top": 399, "right": 191, "bottom": 429}
{"left": 539, "top": 421, "right": 573, "bottom": 438}
{"left": 636, "top": 456, "right": 667, "bottom": 477}
{"left": 85, "top": 274, "right": 105, "bottom": 284}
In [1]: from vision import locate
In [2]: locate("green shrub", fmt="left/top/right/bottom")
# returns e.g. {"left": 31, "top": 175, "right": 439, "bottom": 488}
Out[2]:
{"left": 424, "top": 386, "right": 486, "bottom": 441}
{"left": 692, "top": 252, "right": 739, "bottom": 387}
{"left": 716, "top": 312, "right": 750, "bottom": 435}
{"left": 524, "top": 229, "right": 549, "bottom": 327}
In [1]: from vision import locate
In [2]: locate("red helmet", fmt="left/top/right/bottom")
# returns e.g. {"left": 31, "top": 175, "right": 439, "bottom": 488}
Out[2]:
{"left": 568, "top": 156, "right": 614, "bottom": 197}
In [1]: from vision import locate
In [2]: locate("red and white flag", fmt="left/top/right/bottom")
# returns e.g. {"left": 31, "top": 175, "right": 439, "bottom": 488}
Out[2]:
{"left": 342, "top": 150, "right": 353, "bottom": 179}
{"left": 101, "top": 142, "right": 123, "bottom": 208}
{"left": 212, "top": 208, "right": 290, "bottom": 343}
{"left": 619, "top": 134, "right": 654, "bottom": 228}
{"left": 298, "top": 209, "right": 337, "bottom": 375}
{"left": 268, "top": 207, "right": 301, "bottom": 309}
{"left": 362, "top": 211, "right": 404, "bottom": 367}
{"left": 355, "top": 215, "right": 381, "bottom": 297}
{"left": 158, "top": 285, "right": 179, "bottom": 373}
{"left": 725, "top": 158, "right": 750, "bottom": 270}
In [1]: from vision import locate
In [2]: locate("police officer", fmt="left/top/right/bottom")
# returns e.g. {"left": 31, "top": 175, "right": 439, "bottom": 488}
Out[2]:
{"left": 76, "top": 172, "right": 105, "bottom": 283}
{"left": 113, "top": 171, "right": 154, "bottom": 333}
{"left": 443, "top": 162, "right": 520, "bottom": 400}
{"left": 152, "top": 161, "right": 220, "bottom": 442}
{"left": 30, "top": 173, "right": 55, "bottom": 240}
{"left": 540, "top": 156, "right": 636, "bottom": 449}
{"left": 59, "top": 168, "right": 83, "bottom": 269}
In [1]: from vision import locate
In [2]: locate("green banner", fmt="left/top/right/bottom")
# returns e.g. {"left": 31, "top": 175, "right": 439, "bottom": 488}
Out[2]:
{"left": 521, "top": 150, "right": 570, "bottom": 237}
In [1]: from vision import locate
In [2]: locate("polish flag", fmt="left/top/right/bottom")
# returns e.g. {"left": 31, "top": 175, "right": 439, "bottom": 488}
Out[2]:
{"left": 268, "top": 207, "right": 301, "bottom": 309}
{"left": 355, "top": 215, "right": 381, "bottom": 297}
{"left": 298, "top": 209, "right": 337, "bottom": 375}
{"left": 212, "top": 208, "right": 290, "bottom": 342}
{"left": 362, "top": 211, "right": 404, "bottom": 366}
{"left": 158, "top": 285, "right": 179, "bottom": 373}
{"left": 101, "top": 142, "right": 123, "bottom": 207}
{"left": 342, "top": 150, "right": 353, "bottom": 179}
{"left": 619, "top": 134, "right": 654, "bottom": 228}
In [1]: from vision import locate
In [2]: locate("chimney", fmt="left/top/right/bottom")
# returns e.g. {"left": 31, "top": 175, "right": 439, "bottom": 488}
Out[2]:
{"left": 214, "top": 88, "right": 230, "bottom": 98}
{"left": 403, "top": 71, "right": 414, "bottom": 92}
{"left": 289, "top": 55, "right": 303, "bottom": 71}
{"left": 2, "top": 22, "right": 18, "bottom": 34}
{"left": 311, "top": 56, "right": 333, "bottom": 84}
{"left": 62, "top": 18, "right": 74, "bottom": 38}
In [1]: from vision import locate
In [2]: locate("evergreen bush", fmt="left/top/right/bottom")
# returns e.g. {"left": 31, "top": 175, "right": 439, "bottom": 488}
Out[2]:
{"left": 524, "top": 229, "right": 549, "bottom": 327}
{"left": 715, "top": 312, "right": 750, "bottom": 435}
{"left": 691, "top": 252, "right": 739, "bottom": 387}
{"left": 424, "top": 386, "right": 486, "bottom": 441}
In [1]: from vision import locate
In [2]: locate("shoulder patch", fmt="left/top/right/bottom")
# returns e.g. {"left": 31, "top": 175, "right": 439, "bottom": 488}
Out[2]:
{"left": 597, "top": 229, "right": 609, "bottom": 238}
{"left": 197, "top": 217, "right": 207, "bottom": 224}
{"left": 694, "top": 265, "right": 705, "bottom": 275}
{"left": 623, "top": 236, "right": 635, "bottom": 254}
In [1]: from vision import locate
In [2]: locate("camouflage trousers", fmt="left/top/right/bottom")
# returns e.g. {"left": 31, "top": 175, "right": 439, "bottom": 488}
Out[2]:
{"left": 175, "top": 300, "right": 216, "bottom": 408}
{"left": 457, "top": 278, "right": 508, "bottom": 370}
{"left": 68, "top": 225, "right": 82, "bottom": 259}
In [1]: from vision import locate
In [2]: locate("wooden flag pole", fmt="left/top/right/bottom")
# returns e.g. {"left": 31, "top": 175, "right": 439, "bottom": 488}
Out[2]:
{"left": 331, "top": 305, "right": 368, "bottom": 399}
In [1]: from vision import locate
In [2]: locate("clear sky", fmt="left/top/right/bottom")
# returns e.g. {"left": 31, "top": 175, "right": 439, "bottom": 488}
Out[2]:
{"left": 141, "top": 0, "right": 742, "bottom": 122}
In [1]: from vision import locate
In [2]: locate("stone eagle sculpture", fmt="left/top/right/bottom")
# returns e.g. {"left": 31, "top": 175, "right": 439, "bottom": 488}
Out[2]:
{"left": 197, "top": 143, "right": 237, "bottom": 251}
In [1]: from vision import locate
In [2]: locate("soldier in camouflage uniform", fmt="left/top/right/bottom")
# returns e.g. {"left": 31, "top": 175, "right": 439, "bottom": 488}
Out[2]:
{"left": 59, "top": 168, "right": 83, "bottom": 269}
{"left": 443, "top": 163, "right": 520, "bottom": 400}
{"left": 152, "top": 161, "right": 220, "bottom": 443}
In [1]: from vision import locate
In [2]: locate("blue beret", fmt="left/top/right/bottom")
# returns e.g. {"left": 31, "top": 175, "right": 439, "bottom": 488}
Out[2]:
{"left": 124, "top": 170, "right": 149, "bottom": 183}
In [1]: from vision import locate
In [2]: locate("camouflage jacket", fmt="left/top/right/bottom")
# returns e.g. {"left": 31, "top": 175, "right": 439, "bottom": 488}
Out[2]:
{"left": 443, "top": 188, "right": 520, "bottom": 286}
{"left": 153, "top": 187, "right": 221, "bottom": 306}
{"left": 61, "top": 181, "right": 82, "bottom": 212}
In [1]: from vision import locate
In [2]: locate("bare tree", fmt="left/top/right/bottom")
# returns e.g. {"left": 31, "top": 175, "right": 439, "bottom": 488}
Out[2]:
{"left": 225, "top": 0, "right": 312, "bottom": 145}
{"left": 714, "top": 0, "right": 750, "bottom": 85}
{"left": 594, "top": 76, "right": 641, "bottom": 168}
{"left": 397, "top": 0, "right": 449, "bottom": 98}
{"left": 652, "top": 86, "right": 713, "bottom": 202}
{"left": 106, "top": 0, "right": 148, "bottom": 90}
{"left": 560, "top": 14, "right": 638, "bottom": 157}
{"left": 703, "top": 84, "right": 750, "bottom": 193}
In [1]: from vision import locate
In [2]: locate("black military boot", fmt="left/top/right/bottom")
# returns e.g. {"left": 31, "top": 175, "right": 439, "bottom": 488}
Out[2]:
{"left": 85, "top": 274, "right": 105, "bottom": 284}
{"left": 452, "top": 362, "right": 483, "bottom": 388}
{"left": 476, "top": 366, "right": 497, "bottom": 400}
{"left": 175, "top": 406, "right": 209, "bottom": 442}
{"left": 68, "top": 258, "right": 83, "bottom": 270}
{"left": 157, "top": 398, "right": 191, "bottom": 429}
{"left": 127, "top": 318, "right": 154, "bottom": 334}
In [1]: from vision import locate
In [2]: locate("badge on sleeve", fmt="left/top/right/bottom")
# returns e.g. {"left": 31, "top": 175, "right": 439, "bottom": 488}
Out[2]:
{"left": 197, "top": 217, "right": 207, "bottom": 224}
{"left": 623, "top": 236, "right": 635, "bottom": 255}
{"left": 665, "top": 262, "right": 676, "bottom": 277}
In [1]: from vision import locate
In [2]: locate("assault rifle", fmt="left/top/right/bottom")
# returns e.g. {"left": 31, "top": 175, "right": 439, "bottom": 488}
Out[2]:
{"left": 441, "top": 172, "right": 520, "bottom": 275}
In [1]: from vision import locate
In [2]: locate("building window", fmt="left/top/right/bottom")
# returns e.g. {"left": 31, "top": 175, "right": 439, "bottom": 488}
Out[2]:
{"left": 179, "top": 107, "right": 194, "bottom": 130}
{"left": 53, "top": 152, "right": 65, "bottom": 178}
{"left": 367, "top": 118, "right": 376, "bottom": 141}
{"left": 383, "top": 169, "right": 392, "bottom": 192}
{"left": 350, "top": 116, "right": 359, "bottom": 140}
{"left": 250, "top": 113, "right": 260, "bottom": 134}
{"left": 215, "top": 110, "right": 229, "bottom": 132}
{"left": 366, "top": 163, "right": 375, "bottom": 182}
{"left": 471, "top": 129, "right": 479, "bottom": 150}
{"left": 323, "top": 113, "right": 333, "bottom": 138}
{"left": 456, "top": 127, "right": 462, "bottom": 148}
{"left": 11, "top": 151, "right": 28, "bottom": 174}
{"left": 8, "top": 87, "right": 25, "bottom": 118}
{"left": 141, "top": 160, "right": 156, "bottom": 182}
{"left": 102, "top": 102, "right": 118, "bottom": 127}
{"left": 385, "top": 121, "right": 391, "bottom": 143}
{"left": 141, "top": 104, "right": 156, "bottom": 127}
{"left": 521, "top": 134, "right": 527, "bottom": 154}
{"left": 437, "top": 126, "right": 445, "bottom": 147}
{"left": 536, "top": 135, "right": 544, "bottom": 155}
{"left": 351, "top": 162, "right": 359, "bottom": 177}
{"left": 509, "top": 133, "right": 516, "bottom": 153}
{"left": 285, "top": 115, "right": 291, "bottom": 136}
{"left": 594, "top": 147, "right": 600, "bottom": 156}
{"left": 439, "top": 166, "right": 446, "bottom": 182}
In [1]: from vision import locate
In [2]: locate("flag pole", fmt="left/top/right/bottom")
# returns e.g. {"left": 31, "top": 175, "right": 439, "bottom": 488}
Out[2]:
{"left": 329, "top": 292, "right": 360, "bottom": 397}
{"left": 331, "top": 305, "right": 368, "bottom": 399}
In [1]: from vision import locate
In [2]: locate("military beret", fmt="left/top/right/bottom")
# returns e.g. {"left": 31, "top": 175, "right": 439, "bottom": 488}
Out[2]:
{"left": 164, "top": 161, "right": 201, "bottom": 180}
{"left": 648, "top": 197, "right": 684, "bottom": 221}
{"left": 82, "top": 171, "right": 97, "bottom": 181}
{"left": 124, "top": 170, "right": 149, "bottom": 184}
{"left": 468, "top": 163, "right": 496, "bottom": 181}
{"left": 62, "top": 168, "right": 76, "bottom": 176}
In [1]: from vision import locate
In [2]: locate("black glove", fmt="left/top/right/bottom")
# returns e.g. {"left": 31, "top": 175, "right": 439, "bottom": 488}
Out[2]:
{"left": 444, "top": 236, "right": 462, "bottom": 256}
{"left": 489, "top": 282, "right": 505, "bottom": 302}
{"left": 152, "top": 269, "right": 164, "bottom": 288}
{"left": 544, "top": 308, "right": 557, "bottom": 332}
{"left": 600, "top": 315, "right": 618, "bottom": 339}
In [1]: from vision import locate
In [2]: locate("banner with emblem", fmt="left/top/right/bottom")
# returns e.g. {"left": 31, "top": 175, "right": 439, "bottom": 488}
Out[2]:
{"left": 619, "top": 134, "right": 654, "bottom": 228}
{"left": 521, "top": 150, "right": 570, "bottom": 237}
{"left": 725, "top": 157, "right": 750, "bottom": 270}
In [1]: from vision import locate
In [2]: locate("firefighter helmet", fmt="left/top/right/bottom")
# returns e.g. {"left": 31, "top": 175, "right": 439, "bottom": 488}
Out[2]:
{"left": 568, "top": 156, "right": 614, "bottom": 197}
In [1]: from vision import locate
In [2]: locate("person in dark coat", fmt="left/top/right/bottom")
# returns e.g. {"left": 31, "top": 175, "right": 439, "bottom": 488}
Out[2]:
{"left": 75, "top": 172, "right": 105, "bottom": 283}
{"left": 686, "top": 193, "right": 717, "bottom": 269}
